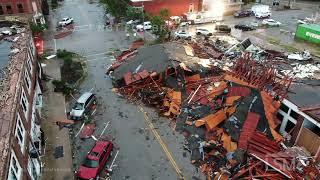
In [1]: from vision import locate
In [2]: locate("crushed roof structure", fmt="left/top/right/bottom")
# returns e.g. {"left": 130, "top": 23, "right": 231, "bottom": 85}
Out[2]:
{"left": 106, "top": 38, "right": 320, "bottom": 179}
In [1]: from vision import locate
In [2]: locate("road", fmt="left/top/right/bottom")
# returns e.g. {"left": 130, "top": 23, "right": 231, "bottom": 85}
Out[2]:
{"left": 45, "top": 0, "right": 204, "bottom": 180}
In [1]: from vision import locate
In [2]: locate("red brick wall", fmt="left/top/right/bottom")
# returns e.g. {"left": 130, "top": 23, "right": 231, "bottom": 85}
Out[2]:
{"left": 132, "top": 0, "right": 202, "bottom": 16}
{"left": 0, "top": 0, "right": 35, "bottom": 15}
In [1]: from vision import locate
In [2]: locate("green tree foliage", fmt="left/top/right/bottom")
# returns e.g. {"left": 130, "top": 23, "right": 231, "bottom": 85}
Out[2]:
{"left": 159, "top": 8, "right": 170, "bottom": 20}
{"left": 100, "top": 0, "right": 129, "bottom": 18}
{"left": 126, "top": 6, "right": 143, "bottom": 20}
{"left": 151, "top": 16, "right": 168, "bottom": 42}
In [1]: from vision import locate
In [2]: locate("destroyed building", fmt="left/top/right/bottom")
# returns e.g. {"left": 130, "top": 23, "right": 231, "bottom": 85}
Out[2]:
{"left": 0, "top": 20, "right": 43, "bottom": 180}
{"left": 107, "top": 39, "right": 320, "bottom": 179}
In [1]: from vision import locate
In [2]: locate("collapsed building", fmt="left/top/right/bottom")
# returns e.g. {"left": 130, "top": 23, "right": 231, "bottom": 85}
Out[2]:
{"left": 0, "top": 19, "right": 43, "bottom": 180}
{"left": 107, "top": 39, "right": 320, "bottom": 179}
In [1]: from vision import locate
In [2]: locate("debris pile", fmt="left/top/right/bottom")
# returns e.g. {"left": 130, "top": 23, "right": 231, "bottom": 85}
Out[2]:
{"left": 107, "top": 40, "right": 320, "bottom": 179}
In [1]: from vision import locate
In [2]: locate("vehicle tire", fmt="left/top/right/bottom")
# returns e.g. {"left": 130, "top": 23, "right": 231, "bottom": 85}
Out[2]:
{"left": 196, "top": 32, "right": 201, "bottom": 35}
{"left": 208, "top": 33, "right": 212, "bottom": 36}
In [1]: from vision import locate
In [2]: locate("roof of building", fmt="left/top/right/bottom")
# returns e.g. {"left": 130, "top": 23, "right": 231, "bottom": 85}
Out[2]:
{"left": 0, "top": 19, "right": 30, "bottom": 179}
{"left": 287, "top": 81, "right": 320, "bottom": 120}
{"left": 113, "top": 44, "right": 172, "bottom": 81}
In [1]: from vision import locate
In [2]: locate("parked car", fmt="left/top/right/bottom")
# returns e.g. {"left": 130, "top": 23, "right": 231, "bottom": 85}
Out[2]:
{"left": 196, "top": 28, "right": 212, "bottom": 36}
{"left": 174, "top": 30, "right": 192, "bottom": 39}
{"left": 76, "top": 141, "right": 114, "bottom": 180}
{"left": 250, "top": 21, "right": 260, "bottom": 27}
{"left": 234, "top": 24, "right": 255, "bottom": 31}
{"left": 255, "top": 11, "right": 271, "bottom": 19}
{"left": 126, "top": 19, "right": 140, "bottom": 25}
{"left": 233, "top": 10, "right": 252, "bottom": 18}
{"left": 262, "top": 19, "right": 281, "bottom": 26}
{"left": 273, "top": 0, "right": 280, "bottom": 6}
{"left": 215, "top": 25, "right": 231, "bottom": 33}
{"left": 288, "top": 51, "right": 312, "bottom": 61}
{"left": 70, "top": 92, "right": 97, "bottom": 120}
{"left": 136, "top": 21, "right": 152, "bottom": 31}
{"left": 297, "top": 17, "right": 315, "bottom": 24}
{"left": 58, "top": 17, "right": 74, "bottom": 26}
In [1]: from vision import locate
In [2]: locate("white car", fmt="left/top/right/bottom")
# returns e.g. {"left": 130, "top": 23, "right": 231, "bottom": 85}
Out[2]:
{"left": 297, "top": 17, "right": 315, "bottom": 24}
{"left": 126, "top": 19, "right": 140, "bottom": 25}
{"left": 262, "top": 19, "right": 281, "bottom": 26}
{"left": 58, "top": 17, "right": 74, "bottom": 26}
{"left": 136, "top": 21, "right": 152, "bottom": 31}
{"left": 255, "top": 11, "right": 271, "bottom": 18}
{"left": 174, "top": 30, "right": 191, "bottom": 39}
{"left": 288, "top": 51, "right": 312, "bottom": 61}
{"left": 196, "top": 28, "right": 212, "bottom": 36}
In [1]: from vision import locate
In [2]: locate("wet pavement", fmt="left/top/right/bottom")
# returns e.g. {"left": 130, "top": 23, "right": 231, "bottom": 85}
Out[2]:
{"left": 185, "top": 3, "right": 320, "bottom": 55}
{"left": 44, "top": 0, "right": 204, "bottom": 179}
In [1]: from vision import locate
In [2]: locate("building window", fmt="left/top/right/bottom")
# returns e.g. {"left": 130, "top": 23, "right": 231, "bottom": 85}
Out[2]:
{"left": 17, "top": 4, "right": 23, "bottom": 13}
{"left": 27, "top": 55, "right": 33, "bottom": 73}
{"left": 290, "top": 110, "right": 299, "bottom": 120}
{"left": 6, "top": 5, "right": 13, "bottom": 14}
{"left": 15, "top": 115, "right": 26, "bottom": 153}
{"left": 276, "top": 112, "right": 284, "bottom": 121}
{"left": 285, "top": 120, "right": 296, "bottom": 133}
{"left": 0, "top": 6, "right": 4, "bottom": 15}
{"left": 21, "top": 90, "right": 28, "bottom": 115}
{"left": 8, "top": 150, "right": 22, "bottom": 180}
{"left": 24, "top": 71, "right": 31, "bottom": 91}
{"left": 279, "top": 103, "right": 289, "bottom": 113}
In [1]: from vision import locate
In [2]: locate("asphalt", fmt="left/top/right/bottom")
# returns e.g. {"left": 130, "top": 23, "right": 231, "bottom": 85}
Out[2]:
{"left": 44, "top": 0, "right": 204, "bottom": 179}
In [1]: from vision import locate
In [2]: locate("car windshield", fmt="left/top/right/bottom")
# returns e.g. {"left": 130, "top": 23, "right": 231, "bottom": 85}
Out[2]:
{"left": 73, "top": 102, "right": 84, "bottom": 110}
{"left": 83, "top": 158, "right": 99, "bottom": 168}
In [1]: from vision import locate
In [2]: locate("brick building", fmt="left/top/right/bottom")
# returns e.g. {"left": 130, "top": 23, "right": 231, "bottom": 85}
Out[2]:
{"left": 0, "top": 19, "right": 43, "bottom": 180}
{"left": 130, "top": 0, "right": 203, "bottom": 16}
{"left": 0, "top": 0, "right": 45, "bottom": 24}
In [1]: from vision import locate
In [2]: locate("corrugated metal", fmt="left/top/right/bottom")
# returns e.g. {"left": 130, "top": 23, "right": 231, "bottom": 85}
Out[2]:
{"left": 227, "top": 86, "right": 251, "bottom": 97}
{"left": 238, "top": 112, "right": 260, "bottom": 150}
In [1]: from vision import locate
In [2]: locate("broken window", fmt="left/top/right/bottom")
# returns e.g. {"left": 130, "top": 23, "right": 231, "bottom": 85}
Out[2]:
{"left": 285, "top": 120, "right": 296, "bottom": 133}
{"left": 17, "top": 4, "right": 23, "bottom": 13}
{"left": 290, "top": 110, "right": 299, "bottom": 120}
{"left": 276, "top": 112, "right": 284, "bottom": 121}
{"left": 6, "top": 5, "right": 12, "bottom": 14}
{"left": 0, "top": 6, "right": 4, "bottom": 15}
{"left": 279, "top": 103, "right": 289, "bottom": 113}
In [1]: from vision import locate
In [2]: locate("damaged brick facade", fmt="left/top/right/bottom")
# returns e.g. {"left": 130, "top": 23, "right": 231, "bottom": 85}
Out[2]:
{"left": 0, "top": 22, "right": 43, "bottom": 180}
{"left": 0, "top": 0, "right": 42, "bottom": 15}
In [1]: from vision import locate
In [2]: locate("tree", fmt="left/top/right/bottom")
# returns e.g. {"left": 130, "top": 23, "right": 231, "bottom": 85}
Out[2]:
{"left": 159, "top": 8, "right": 170, "bottom": 20}
{"left": 126, "top": 6, "right": 143, "bottom": 20}
{"left": 151, "top": 15, "right": 168, "bottom": 42}
{"left": 100, "top": 0, "right": 129, "bottom": 18}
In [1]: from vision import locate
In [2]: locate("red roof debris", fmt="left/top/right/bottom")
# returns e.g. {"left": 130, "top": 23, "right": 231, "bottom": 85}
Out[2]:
{"left": 227, "top": 86, "right": 251, "bottom": 97}
{"left": 123, "top": 70, "right": 150, "bottom": 85}
{"left": 80, "top": 123, "right": 96, "bottom": 139}
{"left": 238, "top": 112, "right": 260, "bottom": 150}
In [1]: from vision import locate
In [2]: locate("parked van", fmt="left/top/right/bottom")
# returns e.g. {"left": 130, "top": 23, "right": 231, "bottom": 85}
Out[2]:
{"left": 70, "top": 92, "right": 96, "bottom": 120}
{"left": 251, "top": 5, "right": 271, "bottom": 18}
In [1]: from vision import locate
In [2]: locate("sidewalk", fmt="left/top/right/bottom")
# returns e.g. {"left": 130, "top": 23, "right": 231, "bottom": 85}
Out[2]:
{"left": 41, "top": 59, "right": 74, "bottom": 180}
